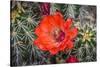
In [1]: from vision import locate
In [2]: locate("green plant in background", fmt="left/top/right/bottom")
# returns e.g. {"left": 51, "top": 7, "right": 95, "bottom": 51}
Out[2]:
{"left": 74, "top": 23, "right": 96, "bottom": 62}
{"left": 11, "top": 1, "right": 45, "bottom": 65}
{"left": 10, "top": 1, "right": 96, "bottom": 66}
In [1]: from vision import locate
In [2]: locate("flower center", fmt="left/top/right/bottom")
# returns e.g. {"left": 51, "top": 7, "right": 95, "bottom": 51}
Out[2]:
{"left": 52, "top": 28, "right": 65, "bottom": 42}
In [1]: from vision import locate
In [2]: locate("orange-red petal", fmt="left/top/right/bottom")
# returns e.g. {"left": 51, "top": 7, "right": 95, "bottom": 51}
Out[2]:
{"left": 52, "top": 12, "right": 65, "bottom": 30}
{"left": 67, "top": 27, "right": 78, "bottom": 39}
{"left": 64, "top": 18, "right": 73, "bottom": 29}
{"left": 66, "top": 40, "right": 74, "bottom": 49}
{"left": 34, "top": 35, "right": 56, "bottom": 49}
{"left": 58, "top": 38, "right": 68, "bottom": 51}
{"left": 49, "top": 48, "right": 59, "bottom": 55}
{"left": 34, "top": 38, "right": 47, "bottom": 51}
{"left": 39, "top": 16, "right": 54, "bottom": 32}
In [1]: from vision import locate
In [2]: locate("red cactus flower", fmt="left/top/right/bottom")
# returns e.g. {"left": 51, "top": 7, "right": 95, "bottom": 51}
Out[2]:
{"left": 39, "top": 3, "right": 50, "bottom": 15}
{"left": 66, "top": 56, "right": 79, "bottom": 63}
{"left": 34, "top": 12, "right": 78, "bottom": 55}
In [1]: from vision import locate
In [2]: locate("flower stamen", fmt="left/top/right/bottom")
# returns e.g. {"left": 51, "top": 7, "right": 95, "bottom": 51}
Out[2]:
{"left": 53, "top": 28, "right": 65, "bottom": 42}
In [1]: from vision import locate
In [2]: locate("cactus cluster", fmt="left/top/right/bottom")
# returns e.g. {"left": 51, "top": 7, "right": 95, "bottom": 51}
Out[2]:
{"left": 10, "top": 1, "right": 96, "bottom": 66}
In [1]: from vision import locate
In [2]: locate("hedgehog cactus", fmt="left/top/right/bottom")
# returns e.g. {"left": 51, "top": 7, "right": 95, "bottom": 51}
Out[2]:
{"left": 10, "top": 1, "right": 96, "bottom": 66}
